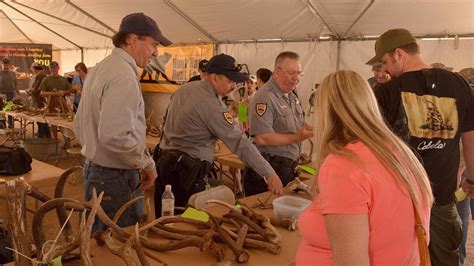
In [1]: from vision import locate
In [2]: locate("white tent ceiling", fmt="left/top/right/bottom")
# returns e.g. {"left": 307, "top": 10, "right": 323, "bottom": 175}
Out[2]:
{"left": 0, "top": 0, "right": 473, "bottom": 50}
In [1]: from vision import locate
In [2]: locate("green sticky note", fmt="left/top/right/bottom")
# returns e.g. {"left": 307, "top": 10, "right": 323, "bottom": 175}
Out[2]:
{"left": 181, "top": 207, "right": 209, "bottom": 222}
{"left": 298, "top": 165, "right": 317, "bottom": 176}
{"left": 51, "top": 256, "right": 62, "bottom": 266}
{"left": 237, "top": 103, "right": 248, "bottom": 123}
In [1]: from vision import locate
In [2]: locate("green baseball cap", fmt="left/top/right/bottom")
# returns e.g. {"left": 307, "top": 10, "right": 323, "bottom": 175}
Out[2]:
{"left": 366, "top": 28, "right": 417, "bottom": 65}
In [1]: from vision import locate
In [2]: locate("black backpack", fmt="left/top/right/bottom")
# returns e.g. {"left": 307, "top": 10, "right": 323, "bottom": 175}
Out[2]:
{"left": 0, "top": 224, "right": 13, "bottom": 264}
{"left": 0, "top": 145, "right": 32, "bottom": 175}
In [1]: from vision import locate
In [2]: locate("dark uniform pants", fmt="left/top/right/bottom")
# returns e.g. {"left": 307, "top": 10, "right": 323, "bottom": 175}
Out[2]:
{"left": 243, "top": 153, "right": 298, "bottom": 197}
{"left": 429, "top": 202, "right": 462, "bottom": 266}
{"left": 154, "top": 149, "right": 210, "bottom": 218}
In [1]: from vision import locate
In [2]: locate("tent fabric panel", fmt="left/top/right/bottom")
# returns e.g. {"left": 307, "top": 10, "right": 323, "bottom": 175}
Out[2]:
{"left": 172, "top": 0, "right": 331, "bottom": 41}
{"left": 65, "top": 0, "right": 212, "bottom": 44}
{"left": 309, "top": 0, "right": 372, "bottom": 36}
{"left": 348, "top": 0, "right": 474, "bottom": 37}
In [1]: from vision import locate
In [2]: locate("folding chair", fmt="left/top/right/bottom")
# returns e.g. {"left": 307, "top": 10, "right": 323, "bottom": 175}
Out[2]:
{"left": 59, "top": 127, "right": 83, "bottom": 184}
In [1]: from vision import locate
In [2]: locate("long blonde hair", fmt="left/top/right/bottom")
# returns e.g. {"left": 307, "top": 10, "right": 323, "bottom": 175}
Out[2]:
{"left": 314, "top": 70, "right": 433, "bottom": 207}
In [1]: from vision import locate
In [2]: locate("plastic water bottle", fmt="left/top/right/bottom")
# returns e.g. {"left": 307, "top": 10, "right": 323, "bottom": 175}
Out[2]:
{"left": 161, "top": 185, "right": 175, "bottom": 217}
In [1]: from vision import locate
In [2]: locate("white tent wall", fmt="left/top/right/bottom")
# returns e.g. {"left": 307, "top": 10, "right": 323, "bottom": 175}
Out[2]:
{"left": 54, "top": 48, "right": 113, "bottom": 74}
{"left": 219, "top": 41, "right": 337, "bottom": 116}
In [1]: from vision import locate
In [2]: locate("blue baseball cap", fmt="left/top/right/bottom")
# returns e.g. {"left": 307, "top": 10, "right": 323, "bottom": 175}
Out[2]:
{"left": 119, "top": 12, "right": 172, "bottom": 46}
{"left": 206, "top": 54, "right": 247, "bottom": 83}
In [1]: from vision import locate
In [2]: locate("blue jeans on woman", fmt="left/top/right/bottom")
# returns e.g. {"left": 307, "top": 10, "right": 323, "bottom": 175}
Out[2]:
{"left": 83, "top": 160, "right": 144, "bottom": 233}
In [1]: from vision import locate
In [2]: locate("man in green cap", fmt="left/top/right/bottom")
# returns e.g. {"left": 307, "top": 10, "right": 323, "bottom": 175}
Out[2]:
{"left": 368, "top": 28, "right": 474, "bottom": 265}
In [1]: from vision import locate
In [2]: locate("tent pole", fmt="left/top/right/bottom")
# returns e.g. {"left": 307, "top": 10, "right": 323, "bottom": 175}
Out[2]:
{"left": 336, "top": 39, "right": 341, "bottom": 70}
{"left": 213, "top": 43, "right": 219, "bottom": 56}
{"left": 305, "top": 0, "right": 339, "bottom": 38}
{"left": 163, "top": 0, "right": 218, "bottom": 43}
{"left": 11, "top": 1, "right": 113, "bottom": 38}
{"left": 342, "top": 0, "right": 375, "bottom": 37}
{"left": 2, "top": 2, "right": 82, "bottom": 49}
{"left": 0, "top": 9, "right": 34, "bottom": 43}
{"left": 65, "top": 0, "right": 117, "bottom": 34}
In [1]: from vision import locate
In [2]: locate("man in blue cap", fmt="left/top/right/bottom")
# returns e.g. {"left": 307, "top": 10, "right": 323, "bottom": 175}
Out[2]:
{"left": 153, "top": 53, "right": 283, "bottom": 217}
{"left": 74, "top": 12, "right": 171, "bottom": 232}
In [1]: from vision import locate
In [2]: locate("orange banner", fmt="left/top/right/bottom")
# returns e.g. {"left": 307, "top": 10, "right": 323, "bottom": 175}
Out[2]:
{"left": 139, "top": 44, "right": 214, "bottom": 93}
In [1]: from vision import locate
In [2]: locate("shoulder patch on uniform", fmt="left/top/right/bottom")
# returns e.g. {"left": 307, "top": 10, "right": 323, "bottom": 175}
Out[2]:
{"left": 256, "top": 103, "right": 267, "bottom": 117}
{"left": 223, "top": 112, "right": 234, "bottom": 125}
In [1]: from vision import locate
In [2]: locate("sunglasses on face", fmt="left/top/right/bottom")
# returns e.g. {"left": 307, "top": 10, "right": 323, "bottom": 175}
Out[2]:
{"left": 219, "top": 64, "right": 243, "bottom": 72}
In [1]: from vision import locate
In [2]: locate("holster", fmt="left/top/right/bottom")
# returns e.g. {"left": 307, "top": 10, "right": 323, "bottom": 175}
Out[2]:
{"left": 159, "top": 149, "right": 209, "bottom": 192}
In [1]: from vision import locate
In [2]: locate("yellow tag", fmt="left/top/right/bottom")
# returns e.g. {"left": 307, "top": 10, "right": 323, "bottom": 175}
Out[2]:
{"left": 455, "top": 187, "right": 468, "bottom": 202}
{"left": 50, "top": 256, "right": 62, "bottom": 266}
{"left": 181, "top": 207, "right": 209, "bottom": 222}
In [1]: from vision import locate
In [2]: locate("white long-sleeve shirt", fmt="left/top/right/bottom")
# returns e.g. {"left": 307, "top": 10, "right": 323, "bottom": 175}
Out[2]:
{"left": 74, "top": 47, "right": 154, "bottom": 171}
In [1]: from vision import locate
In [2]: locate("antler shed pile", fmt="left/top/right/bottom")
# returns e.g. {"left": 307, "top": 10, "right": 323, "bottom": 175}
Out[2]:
{"left": 4, "top": 167, "right": 284, "bottom": 265}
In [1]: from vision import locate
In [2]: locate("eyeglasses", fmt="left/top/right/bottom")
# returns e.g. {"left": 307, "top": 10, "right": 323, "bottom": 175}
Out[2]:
{"left": 278, "top": 67, "right": 304, "bottom": 77}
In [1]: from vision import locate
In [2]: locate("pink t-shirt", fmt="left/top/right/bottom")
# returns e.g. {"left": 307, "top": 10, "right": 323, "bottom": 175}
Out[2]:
{"left": 296, "top": 142, "right": 430, "bottom": 265}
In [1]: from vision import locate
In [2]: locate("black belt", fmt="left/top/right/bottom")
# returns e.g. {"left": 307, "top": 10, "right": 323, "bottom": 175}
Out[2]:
{"left": 262, "top": 153, "right": 298, "bottom": 169}
{"left": 86, "top": 160, "right": 137, "bottom": 172}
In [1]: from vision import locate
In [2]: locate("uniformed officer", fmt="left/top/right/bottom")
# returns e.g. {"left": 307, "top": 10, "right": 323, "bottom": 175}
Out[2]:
{"left": 243, "top": 51, "right": 313, "bottom": 196}
{"left": 154, "top": 53, "right": 283, "bottom": 217}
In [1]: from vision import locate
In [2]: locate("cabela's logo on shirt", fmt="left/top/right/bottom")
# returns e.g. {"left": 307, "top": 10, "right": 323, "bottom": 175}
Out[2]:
{"left": 256, "top": 103, "right": 267, "bottom": 117}
{"left": 401, "top": 92, "right": 457, "bottom": 139}
{"left": 223, "top": 112, "right": 234, "bottom": 125}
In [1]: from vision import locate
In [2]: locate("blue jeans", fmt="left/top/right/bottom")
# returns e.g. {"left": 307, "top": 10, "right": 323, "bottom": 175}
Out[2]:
{"left": 83, "top": 160, "right": 144, "bottom": 233}
{"left": 456, "top": 198, "right": 470, "bottom": 265}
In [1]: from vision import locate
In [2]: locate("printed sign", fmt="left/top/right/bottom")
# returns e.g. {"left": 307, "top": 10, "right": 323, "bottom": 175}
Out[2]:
{"left": 140, "top": 44, "right": 214, "bottom": 93}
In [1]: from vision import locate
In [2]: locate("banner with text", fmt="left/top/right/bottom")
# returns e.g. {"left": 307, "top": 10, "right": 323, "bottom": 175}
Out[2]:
{"left": 140, "top": 44, "right": 214, "bottom": 93}
{"left": 0, "top": 43, "right": 53, "bottom": 80}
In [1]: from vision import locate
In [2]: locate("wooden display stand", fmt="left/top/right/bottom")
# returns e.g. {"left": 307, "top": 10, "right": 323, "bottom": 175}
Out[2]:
{"left": 41, "top": 91, "right": 71, "bottom": 117}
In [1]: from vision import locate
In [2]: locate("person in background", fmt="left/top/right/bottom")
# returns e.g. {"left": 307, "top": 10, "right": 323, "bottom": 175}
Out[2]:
{"left": 256, "top": 67, "right": 272, "bottom": 90}
{"left": 188, "top": 59, "right": 208, "bottom": 82}
{"left": 369, "top": 28, "right": 474, "bottom": 265}
{"left": 244, "top": 51, "right": 312, "bottom": 196}
{"left": 29, "top": 62, "right": 50, "bottom": 138}
{"left": 0, "top": 58, "right": 19, "bottom": 128}
{"left": 297, "top": 70, "right": 433, "bottom": 265}
{"left": 367, "top": 62, "right": 391, "bottom": 90}
{"left": 74, "top": 12, "right": 168, "bottom": 233}
{"left": 40, "top": 61, "right": 71, "bottom": 139}
{"left": 71, "top": 62, "right": 87, "bottom": 112}
{"left": 246, "top": 74, "right": 258, "bottom": 100}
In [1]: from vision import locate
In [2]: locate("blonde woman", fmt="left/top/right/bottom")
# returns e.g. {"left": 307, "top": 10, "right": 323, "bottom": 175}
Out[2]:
{"left": 296, "top": 70, "right": 433, "bottom": 265}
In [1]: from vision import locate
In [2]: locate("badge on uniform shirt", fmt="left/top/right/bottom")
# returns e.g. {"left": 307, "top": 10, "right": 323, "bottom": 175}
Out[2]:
{"left": 223, "top": 112, "right": 234, "bottom": 125}
{"left": 256, "top": 103, "right": 267, "bottom": 117}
